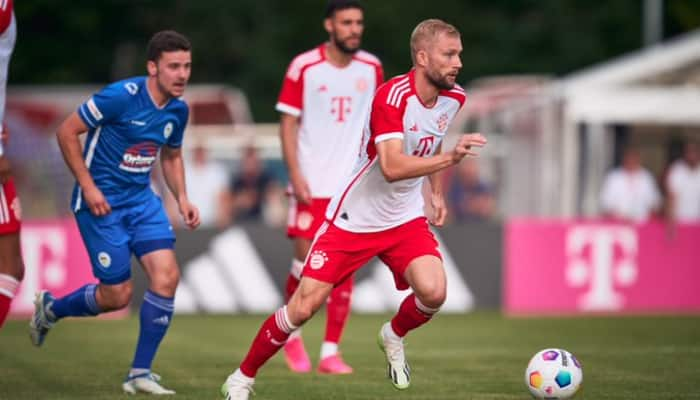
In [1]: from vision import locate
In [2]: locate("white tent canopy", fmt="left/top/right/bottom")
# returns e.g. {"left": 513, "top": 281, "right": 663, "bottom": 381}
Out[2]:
{"left": 486, "top": 29, "right": 700, "bottom": 218}
{"left": 567, "top": 87, "right": 700, "bottom": 125}
{"left": 554, "top": 29, "right": 700, "bottom": 217}
{"left": 563, "top": 29, "right": 700, "bottom": 91}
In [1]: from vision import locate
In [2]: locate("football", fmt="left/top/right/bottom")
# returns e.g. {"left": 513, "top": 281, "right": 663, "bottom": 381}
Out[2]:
{"left": 525, "top": 348, "right": 583, "bottom": 399}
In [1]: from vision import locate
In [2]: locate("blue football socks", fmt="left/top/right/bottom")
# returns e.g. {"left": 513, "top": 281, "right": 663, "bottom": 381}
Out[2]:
{"left": 131, "top": 290, "right": 175, "bottom": 370}
{"left": 50, "top": 284, "right": 101, "bottom": 320}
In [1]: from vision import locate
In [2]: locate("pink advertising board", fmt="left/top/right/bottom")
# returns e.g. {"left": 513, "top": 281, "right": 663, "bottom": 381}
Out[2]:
{"left": 505, "top": 219, "right": 700, "bottom": 314}
{"left": 10, "top": 219, "right": 127, "bottom": 318}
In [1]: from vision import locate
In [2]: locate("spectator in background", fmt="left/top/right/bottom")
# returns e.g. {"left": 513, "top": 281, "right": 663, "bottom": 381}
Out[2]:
{"left": 183, "top": 142, "right": 228, "bottom": 228}
{"left": 224, "top": 145, "right": 279, "bottom": 223}
{"left": 447, "top": 158, "right": 495, "bottom": 222}
{"left": 666, "top": 141, "right": 700, "bottom": 225}
{"left": 600, "top": 146, "right": 661, "bottom": 223}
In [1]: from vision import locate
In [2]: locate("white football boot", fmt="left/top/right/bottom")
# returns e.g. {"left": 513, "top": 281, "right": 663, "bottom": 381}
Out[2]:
{"left": 29, "top": 291, "right": 56, "bottom": 347}
{"left": 377, "top": 322, "right": 411, "bottom": 390}
{"left": 221, "top": 370, "right": 255, "bottom": 400}
{"left": 122, "top": 372, "right": 175, "bottom": 395}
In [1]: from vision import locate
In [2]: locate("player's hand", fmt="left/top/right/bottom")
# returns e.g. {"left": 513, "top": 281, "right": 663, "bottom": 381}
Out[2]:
{"left": 83, "top": 186, "right": 112, "bottom": 216}
{"left": 429, "top": 192, "right": 447, "bottom": 227}
{"left": 290, "top": 171, "right": 312, "bottom": 205}
{"left": 0, "top": 155, "right": 11, "bottom": 184}
{"left": 452, "top": 133, "right": 487, "bottom": 162}
{"left": 179, "top": 198, "right": 200, "bottom": 230}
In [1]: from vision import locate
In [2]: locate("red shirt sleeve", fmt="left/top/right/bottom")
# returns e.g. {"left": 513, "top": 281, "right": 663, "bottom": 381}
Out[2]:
{"left": 370, "top": 83, "right": 405, "bottom": 143}
{"left": 276, "top": 62, "right": 304, "bottom": 117}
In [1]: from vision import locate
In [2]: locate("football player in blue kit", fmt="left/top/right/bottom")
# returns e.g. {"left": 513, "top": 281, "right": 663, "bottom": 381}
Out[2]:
{"left": 29, "top": 30, "right": 200, "bottom": 395}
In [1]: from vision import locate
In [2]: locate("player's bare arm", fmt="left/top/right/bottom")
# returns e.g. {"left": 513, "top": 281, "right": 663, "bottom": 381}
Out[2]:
{"left": 279, "top": 112, "right": 311, "bottom": 204}
{"left": 428, "top": 144, "right": 447, "bottom": 226}
{"left": 56, "top": 112, "right": 111, "bottom": 216}
{"left": 160, "top": 145, "right": 200, "bottom": 229}
{"left": 376, "top": 133, "right": 486, "bottom": 183}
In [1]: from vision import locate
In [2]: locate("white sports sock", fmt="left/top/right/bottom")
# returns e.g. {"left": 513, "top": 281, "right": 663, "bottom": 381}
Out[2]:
{"left": 234, "top": 368, "right": 255, "bottom": 383}
{"left": 382, "top": 322, "right": 402, "bottom": 341}
{"left": 320, "top": 341, "right": 338, "bottom": 360}
{"left": 129, "top": 368, "right": 150, "bottom": 378}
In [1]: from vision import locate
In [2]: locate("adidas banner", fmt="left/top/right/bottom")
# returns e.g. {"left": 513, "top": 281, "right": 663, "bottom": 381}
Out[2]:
{"left": 130, "top": 222, "right": 503, "bottom": 314}
{"left": 7, "top": 219, "right": 502, "bottom": 317}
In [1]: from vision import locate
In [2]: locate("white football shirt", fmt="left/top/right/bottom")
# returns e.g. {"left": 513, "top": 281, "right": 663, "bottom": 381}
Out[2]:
{"left": 276, "top": 44, "right": 383, "bottom": 198}
{"left": 326, "top": 70, "right": 466, "bottom": 232}
{"left": 667, "top": 160, "right": 700, "bottom": 222}
{"left": 600, "top": 167, "right": 660, "bottom": 223}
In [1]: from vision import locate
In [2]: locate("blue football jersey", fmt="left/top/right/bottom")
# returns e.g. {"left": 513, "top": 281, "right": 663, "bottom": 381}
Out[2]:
{"left": 72, "top": 76, "right": 189, "bottom": 211}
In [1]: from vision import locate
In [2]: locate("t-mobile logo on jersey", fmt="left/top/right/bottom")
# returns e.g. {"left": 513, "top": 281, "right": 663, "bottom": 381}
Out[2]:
{"left": 331, "top": 96, "right": 352, "bottom": 123}
{"left": 412, "top": 136, "right": 435, "bottom": 157}
{"left": 565, "top": 225, "right": 638, "bottom": 311}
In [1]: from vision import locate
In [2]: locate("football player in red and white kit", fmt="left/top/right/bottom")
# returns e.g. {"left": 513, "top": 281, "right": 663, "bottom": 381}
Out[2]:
{"left": 276, "top": 0, "right": 383, "bottom": 374}
{"left": 221, "top": 19, "right": 486, "bottom": 399}
{"left": 0, "top": 0, "right": 23, "bottom": 330}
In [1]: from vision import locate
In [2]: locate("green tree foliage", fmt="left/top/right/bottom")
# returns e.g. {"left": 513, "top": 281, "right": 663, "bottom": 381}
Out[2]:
{"left": 11, "top": 0, "right": 698, "bottom": 121}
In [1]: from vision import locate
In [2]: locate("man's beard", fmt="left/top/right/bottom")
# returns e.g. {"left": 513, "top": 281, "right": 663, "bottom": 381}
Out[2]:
{"left": 157, "top": 75, "right": 184, "bottom": 99}
{"left": 157, "top": 80, "right": 177, "bottom": 99}
{"left": 426, "top": 68, "right": 456, "bottom": 90}
{"left": 332, "top": 32, "right": 360, "bottom": 54}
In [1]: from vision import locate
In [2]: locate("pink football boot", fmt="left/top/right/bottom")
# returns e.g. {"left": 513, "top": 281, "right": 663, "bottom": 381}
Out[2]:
{"left": 283, "top": 337, "right": 312, "bottom": 373}
{"left": 317, "top": 354, "right": 353, "bottom": 374}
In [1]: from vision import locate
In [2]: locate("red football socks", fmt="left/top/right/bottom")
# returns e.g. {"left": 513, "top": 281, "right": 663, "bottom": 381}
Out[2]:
{"left": 324, "top": 276, "right": 353, "bottom": 344}
{"left": 390, "top": 293, "right": 440, "bottom": 337}
{"left": 240, "top": 306, "right": 297, "bottom": 377}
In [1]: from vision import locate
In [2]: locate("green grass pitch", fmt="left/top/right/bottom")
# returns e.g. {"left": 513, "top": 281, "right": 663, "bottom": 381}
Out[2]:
{"left": 2, "top": 312, "right": 699, "bottom": 399}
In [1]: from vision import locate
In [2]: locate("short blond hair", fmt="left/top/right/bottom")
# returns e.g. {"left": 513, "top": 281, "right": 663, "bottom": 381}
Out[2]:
{"left": 410, "top": 19, "right": 460, "bottom": 65}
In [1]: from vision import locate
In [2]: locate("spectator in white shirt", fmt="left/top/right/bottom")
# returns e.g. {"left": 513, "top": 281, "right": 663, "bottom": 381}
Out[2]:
{"left": 600, "top": 147, "right": 661, "bottom": 223}
{"left": 666, "top": 141, "right": 700, "bottom": 224}
{"left": 173, "top": 142, "right": 228, "bottom": 228}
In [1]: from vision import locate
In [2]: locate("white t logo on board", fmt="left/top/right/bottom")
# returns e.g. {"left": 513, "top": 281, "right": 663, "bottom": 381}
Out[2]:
{"left": 566, "top": 225, "right": 638, "bottom": 311}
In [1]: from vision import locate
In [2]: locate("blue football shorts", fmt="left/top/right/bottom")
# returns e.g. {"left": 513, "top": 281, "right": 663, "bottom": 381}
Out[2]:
{"left": 74, "top": 194, "right": 175, "bottom": 284}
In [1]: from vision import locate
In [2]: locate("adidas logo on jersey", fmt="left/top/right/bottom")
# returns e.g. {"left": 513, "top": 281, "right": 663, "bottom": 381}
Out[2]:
{"left": 409, "top": 123, "right": 419, "bottom": 132}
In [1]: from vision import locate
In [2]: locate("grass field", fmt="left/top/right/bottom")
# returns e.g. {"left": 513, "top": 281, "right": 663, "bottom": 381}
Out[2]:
{"left": 1, "top": 312, "right": 700, "bottom": 399}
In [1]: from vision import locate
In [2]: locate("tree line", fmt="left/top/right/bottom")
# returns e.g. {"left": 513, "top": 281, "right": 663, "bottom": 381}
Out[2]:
{"left": 12, "top": 0, "right": 699, "bottom": 121}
